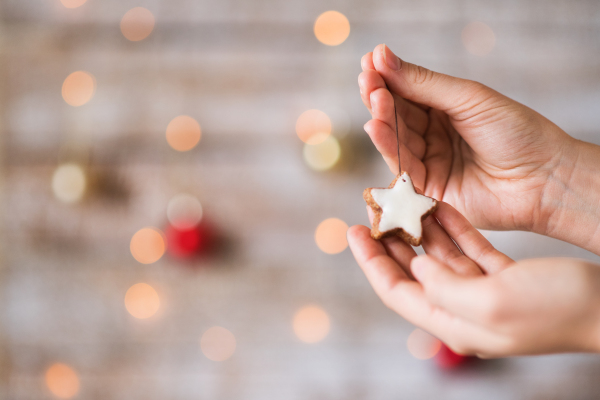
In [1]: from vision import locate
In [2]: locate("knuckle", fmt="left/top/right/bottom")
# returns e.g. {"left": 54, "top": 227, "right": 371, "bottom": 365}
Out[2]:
{"left": 412, "top": 65, "right": 435, "bottom": 85}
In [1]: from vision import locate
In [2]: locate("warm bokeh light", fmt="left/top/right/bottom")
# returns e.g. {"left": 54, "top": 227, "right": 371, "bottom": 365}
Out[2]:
{"left": 407, "top": 328, "right": 442, "bottom": 360}
{"left": 296, "top": 109, "right": 331, "bottom": 144}
{"left": 52, "top": 163, "right": 86, "bottom": 204}
{"left": 166, "top": 115, "right": 202, "bottom": 152}
{"left": 303, "top": 135, "right": 341, "bottom": 171}
{"left": 167, "top": 194, "right": 203, "bottom": 229}
{"left": 45, "top": 363, "right": 79, "bottom": 399}
{"left": 315, "top": 218, "right": 348, "bottom": 254}
{"left": 314, "top": 11, "right": 350, "bottom": 46}
{"left": 130, "top": 227, "right": 166, "bottom": 264}
{"left": 124, "top": 283, "right": 160, "bottom": 319}
{"left": 121, "top": 7, "right": 155, "bottom": 42}
{"left": 60, "top": 0, "right": 87, "bottom": 8}
{"left": 462, "top": 21, "right": 496, "bottom": 56}
{"left": 293, "top": 305, "right": 330, "bottom": 343}
{"left": 200, "top": 326, "right": 237, "bottom": 361}
{"left": 61, "top": 71, "right": 95, "bottom": 107}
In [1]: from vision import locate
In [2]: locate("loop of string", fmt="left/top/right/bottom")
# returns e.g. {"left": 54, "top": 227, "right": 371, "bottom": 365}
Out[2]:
{"left": 394, "top": 102, "right": 401, "bottom": 175}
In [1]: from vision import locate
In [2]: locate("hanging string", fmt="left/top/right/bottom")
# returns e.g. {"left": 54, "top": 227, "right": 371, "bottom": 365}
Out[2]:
{"left": 394, "top": 101, "right": 401, "bottom": 175}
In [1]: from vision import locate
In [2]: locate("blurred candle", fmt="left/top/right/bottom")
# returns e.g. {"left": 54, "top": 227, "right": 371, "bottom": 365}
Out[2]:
{"left": 45, "top": 363, "right": 79, "bottom": 399}
{"left": 200, "top": 326, "right": 236, "bottom": 361}
{"left": 462, "top": 21, "right": 496, "bottom": 56}
{"left": 293, "top": 305, "right": 330, "bottom": 343}
{"left": 121, "top": 7, "right": 155, "bottom": 41}
{"left": 314, "top": 11, "right": 350, "bottom": 46}
{"left": 130, "top": 227, "right": 165, "bottom": 264}
{"left": 124, "top": 283, "right": 160, "bottom": 319}
{"left": 303, "top": 135, "right": 341, "bottom": 171}
{"left": 406, "top": 328, "right": 442, "bottom": 360}
{"left": 62, "top": 71, "right": 96, "bottom": 107}
{"left": 52, "top": 163, "right": 86, "bottom": 204}
{"left": 296, "top": 109, "right": 331, "bottom": 144}
{"left": 166, "top": 115, "right": 202, "bottom": 152}
{"left": 315, "top": 218, "right": 348, "bottom": 254}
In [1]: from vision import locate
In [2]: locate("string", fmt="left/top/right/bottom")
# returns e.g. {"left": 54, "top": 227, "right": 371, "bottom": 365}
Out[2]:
{"left": 394, "top": 101, "right": 400, "bottom": 175}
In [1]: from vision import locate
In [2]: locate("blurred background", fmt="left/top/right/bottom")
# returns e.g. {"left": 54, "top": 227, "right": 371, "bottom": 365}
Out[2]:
{"left": 2, "top": 0, "right": 600, "bottom": 399}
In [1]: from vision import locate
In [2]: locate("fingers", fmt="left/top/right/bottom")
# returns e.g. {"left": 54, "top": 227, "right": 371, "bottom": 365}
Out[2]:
{"left": 434, "top": 202, "right": 514, "bottom": 274}
{"left": 421, "top": 214, "right": 484, "bottom": 277}
{"left": 422, "top": 110, "right": 453, "bottom": 201}
{"left": 372, "top": 44, "right": 499, "bottom": 122}
{"left": 361, "top": 52, "right": 375, "bottom": 71}
{"left": 358, "top": 69, "right": 429, "bottom": 134}
{"left": 410, "top": 255, "right": 493, "bottom": 322}
{"left": 363, "top": 119, "right": 427, "bottom": 190}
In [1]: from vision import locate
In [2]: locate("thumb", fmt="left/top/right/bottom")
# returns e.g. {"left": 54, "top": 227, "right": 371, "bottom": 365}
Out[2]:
{"left": 373, "top": 44, "right": 499, "bottom": 121}
{"left": 411, "top": 255, "right": 490, "bottom": 320}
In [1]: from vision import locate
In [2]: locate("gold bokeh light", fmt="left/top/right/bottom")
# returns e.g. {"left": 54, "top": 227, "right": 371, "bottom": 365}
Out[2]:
{"left": 406, "top": 328, "right": 442, "bottom": 360}
{"left": 315, "top": 218, "right": 348, "bottom": 254}
{"left": 121, "top": 7, "right": 155, "bottom": 42}
{"left": 124, "top": 283, "right": 160, "bottom": 319}
{"left": 462, "top": 21, "right": 496, "bottom": 56}
{"left": 314, "top": 11, "right": 350, "bottom": 46}
{"left": 62, "top": 71, "right": 96, "bottom": 107}
{"left": 130, "top": 227, "right": 165, "bottom": 264}
{"left": 303, "top": 135, "right": 341, "bottom": 171}
{"left": 45, "top": 363, "right": 79, "bottom": 399}
{"left": 293, "top": 305, "right": 330, "bottom": 343}
{"left": 166, "top": 115, "right": 202, "bottom": 152}
{"left": 60, "top": 0, "right": 87, "bottom": 8}
{"left": 296, "top": 109, "right": 331, "bottom": 144}
{"left": 51, "top": 163, "right": 86, "bottom": 204}
{"left": 200, "top": 326, "right": 237, "bottom": 361}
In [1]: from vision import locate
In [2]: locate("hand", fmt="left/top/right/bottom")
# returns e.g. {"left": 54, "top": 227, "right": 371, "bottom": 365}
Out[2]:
{"left": 348, "top": 202, "right": 600, "bottom": 357}
{"left": 358, "top": 44, "right": 581, "bottom": 240}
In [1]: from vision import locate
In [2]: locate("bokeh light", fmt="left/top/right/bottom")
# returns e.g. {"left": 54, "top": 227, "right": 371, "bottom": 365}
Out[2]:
{"left": 45, "top": 363, "right": 79, "bottom": 399}
{"left": 124, "top": 283, "right": 160, "bottom": 319}
{"left": 167, "top": 194, "right": 203, "bottom": 230}
{"left": 303, "top": 135, "right": 341, "bottom": 171}
{"left": 61, "top": 71, "right": 96, "bottom": 107}
{"left": 121, "top": 7, "right": 155, "bottom": 42}
{"left": 166, "top": 115, "right": 202, "bottom": 152}
{"left": 200, "top": 326, "right": 237, "bottom": 361}
{"left": 60, "top": 0, "right": 87, "bottom": 9}
{"left": 293, "top": 305, "right": 330, "bottom": 343}
{"left": 407, "top": 328, "right": 442, "bottom": 360}
{"left": 462, "top": 21, "right": 496, "bottom": 56}
{"left": 296, "top": 109, "right": 331, "bottom": 144}
{"left": 130, "top": 227, "right": 166, "bottom": 264}
{"left": 314, "top": 11, "right": 350, "bottom": 46}
{"left": 315, "top": 218, "right": 348, "bottom": 254}
{"left": 52, "top": 163, "right": 86, "bottom": 204}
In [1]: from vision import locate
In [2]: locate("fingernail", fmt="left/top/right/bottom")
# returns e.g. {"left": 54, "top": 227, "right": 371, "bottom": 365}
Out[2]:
{"left": 411, "top": 256, "right": 427, "bottom": 280}
{"left": 383, "top": 44, "right": 400, "bottom": 71}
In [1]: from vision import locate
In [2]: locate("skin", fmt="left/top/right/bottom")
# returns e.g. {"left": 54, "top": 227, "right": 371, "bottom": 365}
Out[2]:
{"left": 349, "top": 203, "right": 600, "bottom": 357}
{"left": 359, "top": 44, "right": 600, "bottom": 255}
{"left": 351, "top": 44, "right": 600, "bottom": 356}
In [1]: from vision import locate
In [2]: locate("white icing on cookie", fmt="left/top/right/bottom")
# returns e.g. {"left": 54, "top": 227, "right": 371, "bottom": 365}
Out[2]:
{"left": 371, "top": 172, "right": 436, "bottom": 240}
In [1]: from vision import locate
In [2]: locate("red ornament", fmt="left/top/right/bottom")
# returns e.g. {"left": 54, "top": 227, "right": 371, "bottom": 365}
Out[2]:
{"left": 434, "top": 343, "right": 472, "bottom": 369}
{"left": 165, "top": 220, "right": 215, "bottom": 259}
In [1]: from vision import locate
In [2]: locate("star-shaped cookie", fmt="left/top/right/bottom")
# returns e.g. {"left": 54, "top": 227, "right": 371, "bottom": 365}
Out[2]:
{"left": 363, "top": 172, "right": 438, "bottom": 246}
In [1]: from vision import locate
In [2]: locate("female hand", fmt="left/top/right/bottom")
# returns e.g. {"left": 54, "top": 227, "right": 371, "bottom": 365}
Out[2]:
{"left": 347, "top": 202, "right": 600, "bottom": 357}
{"left": 358, "top": 44, "right": 600, "bottom": 254}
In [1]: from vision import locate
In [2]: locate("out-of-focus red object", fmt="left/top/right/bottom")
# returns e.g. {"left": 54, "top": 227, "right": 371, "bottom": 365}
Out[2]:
{"left": 165, "top": 220, "right": 215, "bottom": 259}
{"left": 435, "top": 343, "right": 471, "bottom": 369}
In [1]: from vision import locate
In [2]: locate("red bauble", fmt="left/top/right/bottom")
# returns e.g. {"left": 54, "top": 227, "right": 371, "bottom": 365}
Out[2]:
{"left": 165, "top": 221, "right": 214, "bottom": 259}
{"left": 435, "top": 343, "right": 471, "bottom": 369}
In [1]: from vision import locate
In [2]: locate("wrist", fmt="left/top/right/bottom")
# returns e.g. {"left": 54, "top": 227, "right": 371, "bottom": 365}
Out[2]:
{"left": 542, "top": 138, "right": 600, "bottom": 254}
